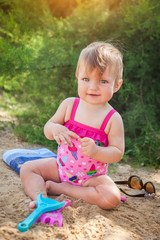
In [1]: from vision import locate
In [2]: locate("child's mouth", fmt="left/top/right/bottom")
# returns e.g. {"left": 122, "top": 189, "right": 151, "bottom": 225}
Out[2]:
{"left": 88, "top": 94, "right": 100, "bottom": 97}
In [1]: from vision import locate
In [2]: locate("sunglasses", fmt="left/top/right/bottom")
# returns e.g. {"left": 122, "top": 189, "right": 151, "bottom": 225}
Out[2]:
{"left": 115, "top": 175, "right": 156, "bottom": 198}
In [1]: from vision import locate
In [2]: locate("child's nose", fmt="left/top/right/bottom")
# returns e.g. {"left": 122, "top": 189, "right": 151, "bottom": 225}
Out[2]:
{"left": 89, "top": 81, "right": 98, "bottom": 90}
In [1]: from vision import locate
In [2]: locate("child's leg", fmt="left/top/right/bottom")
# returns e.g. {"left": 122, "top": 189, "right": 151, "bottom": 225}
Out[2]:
{"left": 20, "top": 158, "right": 60, "bottom": 201}
{"left": 46, "top": 175, "right": 121, "bottom": 209}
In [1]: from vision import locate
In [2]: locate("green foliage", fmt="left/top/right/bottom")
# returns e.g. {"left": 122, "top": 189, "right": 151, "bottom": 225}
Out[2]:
{"left": 0, "top": 0, "right": 159, "bottom": 167}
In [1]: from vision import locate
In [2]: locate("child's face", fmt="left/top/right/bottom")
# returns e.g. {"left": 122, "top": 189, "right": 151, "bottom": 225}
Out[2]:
{"left": 77, "top": 63, "right": 121, "bottom": 106}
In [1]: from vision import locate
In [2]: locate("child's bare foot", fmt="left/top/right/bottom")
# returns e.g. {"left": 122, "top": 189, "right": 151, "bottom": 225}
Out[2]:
{"left": 46, "top": 180, "right": 62, "bottom": 195}
{"left": 29, "top": 200, "right": 37, "bottom": 210}
{"left": 28, "top": 183, "right": 61, "bottom": 210}
{"left": 29, "top": 192, "right": 48, "bottom": 210}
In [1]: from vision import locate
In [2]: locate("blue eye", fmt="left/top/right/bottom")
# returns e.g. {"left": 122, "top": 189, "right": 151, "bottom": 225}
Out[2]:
{"left": 101, "top": 80, "right": 108, "bottom": 84}
{"left": 83, "top": 78, "right": 89, "bottom": 82}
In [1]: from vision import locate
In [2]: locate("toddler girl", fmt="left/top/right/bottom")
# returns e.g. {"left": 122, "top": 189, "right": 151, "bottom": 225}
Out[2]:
{"left": 20, "top": 42, "right": 125, "bottom": 209}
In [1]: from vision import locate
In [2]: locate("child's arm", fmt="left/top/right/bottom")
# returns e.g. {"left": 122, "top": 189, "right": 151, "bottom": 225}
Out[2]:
{"left": 44, "top": 98, "right": 79, "bottom": 147}
{"left": 79, "top": 112, "right": 125, "bottom": 163}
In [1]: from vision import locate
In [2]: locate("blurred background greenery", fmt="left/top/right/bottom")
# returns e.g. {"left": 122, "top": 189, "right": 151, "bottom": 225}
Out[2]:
{"left": 0, "top": 0, "right": 159, "bottom": 167}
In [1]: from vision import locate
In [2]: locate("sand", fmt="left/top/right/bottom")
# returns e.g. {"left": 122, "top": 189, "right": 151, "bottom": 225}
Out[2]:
{"left": 0, "top": 109, "right": 160, "bottom": 240}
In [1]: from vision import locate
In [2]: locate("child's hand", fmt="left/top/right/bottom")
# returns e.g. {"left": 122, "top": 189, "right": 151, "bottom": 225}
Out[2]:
{"left": 79, "top": 137, "right": 98, "bottom": 158}
{"left": 53, "top": 124, "right": 79, "bottom": 147}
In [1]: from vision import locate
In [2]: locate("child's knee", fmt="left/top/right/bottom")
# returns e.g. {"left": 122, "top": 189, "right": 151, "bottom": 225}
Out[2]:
{"left": 97, "top": 185, "right": 121, "bottom": 209}
{"left": 99, "top": 195, "right": 121, "bottom": 210}
{"left": 20, "top": 161, "right": 34, "bottom": 179}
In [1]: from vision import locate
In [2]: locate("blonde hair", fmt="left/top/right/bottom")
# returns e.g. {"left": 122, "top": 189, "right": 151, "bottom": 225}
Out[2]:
{"left": 75, "top": 42, "right": 123, "bottom": 83}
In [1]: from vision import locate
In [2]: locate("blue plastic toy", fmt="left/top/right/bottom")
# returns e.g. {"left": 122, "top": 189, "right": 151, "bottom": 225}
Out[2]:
{"left": 18, "top": 193, "right": 65, "bottom": 232}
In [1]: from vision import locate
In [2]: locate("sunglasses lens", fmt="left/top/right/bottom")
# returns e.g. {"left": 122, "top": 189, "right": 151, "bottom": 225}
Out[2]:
{"left": 145, "top": 182, "right": 155, "bottom": 193}
{"left": 130, "top": 176, "right": 142, "bottom": 189}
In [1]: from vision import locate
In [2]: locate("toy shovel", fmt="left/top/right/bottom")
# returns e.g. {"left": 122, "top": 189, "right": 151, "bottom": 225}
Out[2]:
{"left": 18, "top": 193, "right": 65, "bottom": 232}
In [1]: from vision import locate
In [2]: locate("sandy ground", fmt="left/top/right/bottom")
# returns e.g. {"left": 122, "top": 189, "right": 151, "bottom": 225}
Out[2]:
{"left": 0, "top": 108, "right": 160, "bottom": 240}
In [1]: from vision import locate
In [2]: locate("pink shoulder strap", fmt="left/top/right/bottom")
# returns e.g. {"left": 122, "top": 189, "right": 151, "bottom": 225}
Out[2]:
{"left": 70, "top": 98, "right": 80, "bottom": 120}
{"left": 100, "top": 109, "right": 116, "bottom": 131}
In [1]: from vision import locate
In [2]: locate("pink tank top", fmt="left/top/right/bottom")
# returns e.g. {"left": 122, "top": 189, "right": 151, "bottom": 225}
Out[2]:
{"left": 57, "top": 98, "right": 116, "bottom": 185}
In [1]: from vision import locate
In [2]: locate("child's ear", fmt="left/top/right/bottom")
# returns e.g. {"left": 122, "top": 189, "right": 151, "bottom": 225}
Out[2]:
{"left": 114, "top": 79, "right": 123, "bottom": 93}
